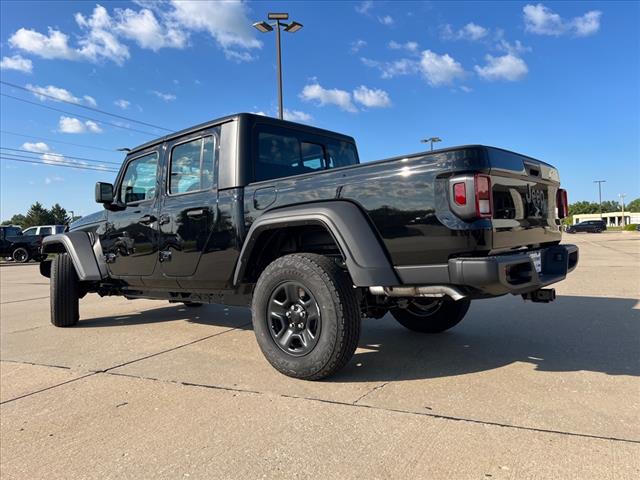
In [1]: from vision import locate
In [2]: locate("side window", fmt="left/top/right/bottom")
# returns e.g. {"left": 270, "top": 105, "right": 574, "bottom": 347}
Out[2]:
{"left": 300, "top": 142, "right": 325, "bottom": 170}
{"left": 40, "top": 227, "right": 53, "bottom": 236}
{"left": 120, "top": 153, "right": 158, "bottom": 204}
{"left": 256, "top": 132, "right": 301, "bottom": 182}
{"left": 55, "top": 225, "right": 65, "bottom": 233}
{"left": 326, "top": 141, "right": 359, "bottom": 168}
{"left": 22, "top": 227, "right": 36, "bottom": 236}
{"left": 169, "top": 134, "right": 218, "bottom": 195}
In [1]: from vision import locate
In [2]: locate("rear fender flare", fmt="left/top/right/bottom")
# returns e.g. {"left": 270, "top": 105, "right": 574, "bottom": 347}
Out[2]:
{"left": 233, "top": 201, "right": 398, "bottom": 287}
{"left": 41, "top": 232, "right": 105, "bottom": 281}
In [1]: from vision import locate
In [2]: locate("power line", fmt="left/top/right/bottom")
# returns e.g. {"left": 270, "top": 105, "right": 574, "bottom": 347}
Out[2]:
{"left": 0, "top": 147, "right": 121, "bottom": 165}
{"left": 1, "top": 156, "right": 118, "bottom": 173}
{"left": 0, "top": 153, "right": 118, "bottom": 171}
{"left": 0, "top": 80, "right": 173, "bottom": 133}
{"left": 1, "top": 93, "right": 161, "bottom": 137}
{"left": 0, "top": 129, "right": 118, "bottom": 152}
{"left": 0, "top": 151, "right": 120, "bottom": 168}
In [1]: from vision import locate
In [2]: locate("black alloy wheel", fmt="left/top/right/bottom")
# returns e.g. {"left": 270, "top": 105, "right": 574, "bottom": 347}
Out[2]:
{"left": 267, "top": 281, "right": 321, "bottom": 357}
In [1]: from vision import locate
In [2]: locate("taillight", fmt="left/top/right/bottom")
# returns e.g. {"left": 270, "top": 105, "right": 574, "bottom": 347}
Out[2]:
{"left": 453, "top": 182, "right": 466, "bottom": 206}
{"left": 474, "top": 174, "right": 492, "bottom": 218}
{"left": 557, "top": 188, "right": 568, "bottom": 219}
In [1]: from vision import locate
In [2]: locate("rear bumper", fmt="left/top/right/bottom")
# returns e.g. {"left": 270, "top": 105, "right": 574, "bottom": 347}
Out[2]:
{"left": 395, "top": 244, "right": 579, "bottom": 297}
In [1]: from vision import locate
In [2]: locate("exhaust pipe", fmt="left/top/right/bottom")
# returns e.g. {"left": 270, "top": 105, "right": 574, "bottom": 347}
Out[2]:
{"left": 369, "top": 285, "right": 466, "bottom": 301}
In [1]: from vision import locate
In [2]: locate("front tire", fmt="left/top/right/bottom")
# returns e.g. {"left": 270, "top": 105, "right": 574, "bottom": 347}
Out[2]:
{"left": 252, "top": 253, "right": 360, "bottom": 380}
{"left": 12, "top": 247, "right": 30, "bottom": 263}
{"left": 391, "top": 297, "right": 471, "bottom": 333}
{"left": 50, "top": 253, "right": 79, "bottom": 327}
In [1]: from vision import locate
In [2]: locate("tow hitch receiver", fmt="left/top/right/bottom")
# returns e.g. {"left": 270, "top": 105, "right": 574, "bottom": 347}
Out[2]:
{"left": 522, "top": 288, "right": 556, "bottom": 303}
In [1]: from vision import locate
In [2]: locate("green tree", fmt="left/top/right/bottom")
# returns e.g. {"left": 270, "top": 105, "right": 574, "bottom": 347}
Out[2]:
{"left": 23, "top": 202, "right": 54, "bottom": 228}
{"left": 600, "top": 200, "right": 620, "bottom": 213}
{"left": 568, "top": 201, "right": 600, "bottom": 216}
{"left": 1, "top": 214, "right": 26, "bottom": 227}
{"left": 49, "top": 203, "right": 69, "bottom": 224}
{"left": 626, "top": 198, "right": 640, "bottom": 212}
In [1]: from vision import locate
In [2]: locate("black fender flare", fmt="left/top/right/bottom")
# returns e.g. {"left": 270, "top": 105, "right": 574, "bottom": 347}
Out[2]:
{"left": 41, "top": 232, "right": 105, "bottom": 281}
{"left": 233, "top": 201, "right": 398, "bottom": 287}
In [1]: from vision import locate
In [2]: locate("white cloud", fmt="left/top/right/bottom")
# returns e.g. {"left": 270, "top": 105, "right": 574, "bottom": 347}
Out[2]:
{"left": 8, "top": 28, "right": 76, "bottom": 60}
{"left": 151, "top": 90, "right": 176, "bottom": 102}
{"left": 58, "top": 116, "right": 102, "bottom": 134}
{"left": 85, "top": 120, "right": 103, "bottom": 133}
{"left": 169, "top": 0, "right": 261, "bottom": 61}
{"left": 83, "top": 95, "right": 97, "bottom": 107}
{"left": 114, "top": 99, "right": 130, "bottom": 109}
{"left": 460, "top": 86, "right": 473, "bottom": 93}
{"left": 0, "top": 54, "right": 33, "bottom": 73}
{"left": 378, "top": 15, "right": 394, "bottom": 26}
{"left": 114, "top": 7, "right": 186, "bottom": 51}
{"left": 361, "top": 57, "right": 419, "bottom": 79}
{"left": 22, "top": 142, "right": 50, "bottom": 153}
{"left": 355, "top": 1, "right": 373, "bottom": 15}
{"left": 300, "top": 82, "right": 357, "bottom": 113}
{"left": 27, "top": 84, "right": 80, "bottom": 103}
{"left": 523, "top": 4, "right": 602, "bottom": 37}
{"left": 388, "top": 40, "right": 419, "bottom": 52}
{"left": 283, "top": 109, "right": 313, "bottom": 122}
{"left": 251, "top": 111, "right": 268, "bottom": 117}
{"left": 353, "top": 86, "right": 392, "bottom": 108}
{"left": 44, "top": 176, "right": 64, "bottom": 184}
{"left": 350, "top": 39, "right": 367, "bottom": 53}
{"left": 475, "top": 54, "right": 528, "bottom": 81}
{"left": 442, "top": 22, "right": 489, "bottom": 41}
{"left": 8, "top": 1, "right": 261, "bottom": 65}
{"left": 497, "top": 39, "right": 531, "bottom": 55}
{"left": 420, "top": 50, "right": 465, "bottom": 86}
{"left": 26, "top": 84, "right": 97, "bottom": 107}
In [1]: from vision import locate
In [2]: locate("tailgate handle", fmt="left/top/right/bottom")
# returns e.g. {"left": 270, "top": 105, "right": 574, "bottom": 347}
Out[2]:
{"left": 524, "top": 162, "right": 541, "bottom": 177}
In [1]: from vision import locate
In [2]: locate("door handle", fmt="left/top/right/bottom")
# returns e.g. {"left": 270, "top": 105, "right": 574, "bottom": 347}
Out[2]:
{"left": 158, "top": 214, "right": 170, "bottom": 225}
{"left": 138, "top": 214, "right": 156, "bottom": 225}
{"left": 186, "top": 208, "right": 206, "bottom": 218}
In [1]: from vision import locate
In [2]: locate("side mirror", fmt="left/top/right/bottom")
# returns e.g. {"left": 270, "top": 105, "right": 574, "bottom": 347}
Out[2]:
{"left": 95, "top": 182, "right": 114, "bottom": 204}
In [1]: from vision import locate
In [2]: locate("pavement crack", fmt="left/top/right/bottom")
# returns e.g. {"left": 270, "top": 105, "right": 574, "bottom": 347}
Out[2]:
{"left": 353, "top": 382, "right": 389, "bottom": 405}
{"left": 0, "top": 372, "right": 97, "bottom": 405}
{"left": 1, "top": 296, "right": 49, "bottom": 305}
{"left": 1, "top": 359, "right": 72, "bottom": 370}
{"left": 101, "top": 322, "right": 252, "bottom": 373}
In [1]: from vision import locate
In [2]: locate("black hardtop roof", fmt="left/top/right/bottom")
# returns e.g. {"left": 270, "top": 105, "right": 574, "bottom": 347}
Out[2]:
{"left": 128, "top": 113, "right": 356, "bottom": 155}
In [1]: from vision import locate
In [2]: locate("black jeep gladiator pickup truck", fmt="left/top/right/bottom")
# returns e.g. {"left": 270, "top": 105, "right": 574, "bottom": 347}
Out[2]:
{"left": 0, "top": 226, "right": 44, "bottom": 263}
{"left": 40, "top": 113, "right": 578, "bottom": 380}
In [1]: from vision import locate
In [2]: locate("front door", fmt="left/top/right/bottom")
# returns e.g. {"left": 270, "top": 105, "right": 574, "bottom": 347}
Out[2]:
{"left": 102, "top": 150, "right": 160, "bottom": 277}
{"left": 158, "top": 129, "right": 220, "bottom": 277}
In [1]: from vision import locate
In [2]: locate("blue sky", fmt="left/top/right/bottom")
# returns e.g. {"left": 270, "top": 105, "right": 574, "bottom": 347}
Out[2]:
{"left": 1, "top": 0, "right": 638, "bottom": 219}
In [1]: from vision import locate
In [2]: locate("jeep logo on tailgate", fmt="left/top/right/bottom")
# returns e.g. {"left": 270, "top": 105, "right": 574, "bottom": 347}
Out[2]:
{"left": 525, "top": 185, "right": 547, "bottom": 217}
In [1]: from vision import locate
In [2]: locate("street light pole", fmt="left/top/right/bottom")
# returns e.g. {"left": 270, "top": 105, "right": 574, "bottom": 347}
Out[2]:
{"left": 275, "top": 19, "right": 283, "bottom": 119}
{"left": 421, "top": 137, "right": 442, "bottom": 151}
{"left": 594, "top": 180, "right": 606, "bottom": 219}
{"left": 619, "top": 193, "right": 627, "bottom": 227}
{"left": 253, "top": 13, "right": 303, "bottom": 121}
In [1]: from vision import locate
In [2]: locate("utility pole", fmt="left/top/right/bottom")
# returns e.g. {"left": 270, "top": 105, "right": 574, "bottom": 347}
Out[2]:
{"left": 69, "top": 210, "right": 74, "bottom": 223}
{"left": 593, "top": 180, "right": 606, "bottom": 219}
{"left": 619, "top": 193, "right": 627, "bottom": 227}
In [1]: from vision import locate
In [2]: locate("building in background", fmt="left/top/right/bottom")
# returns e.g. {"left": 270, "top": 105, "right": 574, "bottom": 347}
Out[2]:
{"left": 573, "top": 212, "right": 640, "bottom": 226}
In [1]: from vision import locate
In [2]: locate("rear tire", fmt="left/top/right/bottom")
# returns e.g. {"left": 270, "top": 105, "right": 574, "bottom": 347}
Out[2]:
{"left": 50, "top": 253, "right": 79, "bottom": 327}
{"left": 252, "top": 253, "right": 360, "bottom": 380}
{"left": 391, "top": 298, "right": 471, "bottom": 333}
{"left": 12, "top": 247, "right": 30, "bottom": 263}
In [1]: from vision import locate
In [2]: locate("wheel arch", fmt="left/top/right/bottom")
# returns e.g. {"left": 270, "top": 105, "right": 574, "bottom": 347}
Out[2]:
{"left": 41, "top": 232, "right": 105, "bottom": 281}
{"left": 233, "top": 201, "right": 398, "bottom": 287}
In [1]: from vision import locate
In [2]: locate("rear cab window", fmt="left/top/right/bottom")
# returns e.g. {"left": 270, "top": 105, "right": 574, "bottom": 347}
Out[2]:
{"left": 253, "top": 125, "right": 358, "bottom": 182}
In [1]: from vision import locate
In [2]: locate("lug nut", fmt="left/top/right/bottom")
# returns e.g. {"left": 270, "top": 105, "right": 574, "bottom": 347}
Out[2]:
{"left": 298, "top": 323, "right": 304, "bottom": 328}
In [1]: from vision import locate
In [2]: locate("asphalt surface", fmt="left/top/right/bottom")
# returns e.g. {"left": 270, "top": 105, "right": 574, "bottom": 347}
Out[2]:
{"left": 1, "top": 232, "right": 638, "bottom": 479}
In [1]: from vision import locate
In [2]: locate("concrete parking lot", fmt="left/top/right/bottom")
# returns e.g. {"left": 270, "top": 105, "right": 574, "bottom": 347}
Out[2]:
{"left": 1, "top": 232, "right": 638, "bottom": 479}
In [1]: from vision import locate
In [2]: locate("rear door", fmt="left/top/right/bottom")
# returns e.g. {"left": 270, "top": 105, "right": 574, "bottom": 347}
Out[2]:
{"left": 158, "top": 127, "right": 220, "bottom": 277}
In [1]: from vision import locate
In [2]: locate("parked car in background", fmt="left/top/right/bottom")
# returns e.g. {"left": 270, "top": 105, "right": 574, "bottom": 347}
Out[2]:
{"left": 21, "top": 225, "right": 65, "bottom": 237}
{"left": 0, "top": 226, "right": 45, "bottom": 263}
{"left": 566, "top": 220, "right": 606, "bottom": 234}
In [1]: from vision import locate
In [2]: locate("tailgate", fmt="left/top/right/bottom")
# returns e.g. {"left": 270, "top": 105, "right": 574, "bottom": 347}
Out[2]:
{"left": 487, "top": 147, "right": 562, "bottom": 250}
